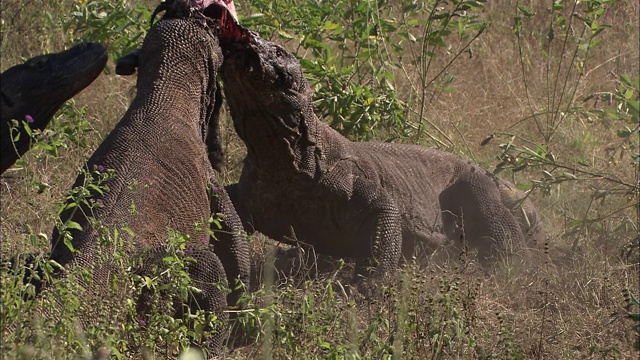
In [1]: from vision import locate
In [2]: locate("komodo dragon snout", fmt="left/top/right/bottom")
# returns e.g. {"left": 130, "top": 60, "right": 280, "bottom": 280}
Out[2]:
{"left": 0, "top": 42, "right": 107, "bottom": 175}
{"left": 219, "top": 25, "right": 545, "bottom": 293}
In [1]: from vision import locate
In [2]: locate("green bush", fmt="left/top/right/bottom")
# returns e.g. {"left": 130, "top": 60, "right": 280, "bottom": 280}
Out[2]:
{"left": 63, "top": 0, "right": 151, "bottom": 64}
{"left": 242, "top": 0, "right": 487, "bottom": 142}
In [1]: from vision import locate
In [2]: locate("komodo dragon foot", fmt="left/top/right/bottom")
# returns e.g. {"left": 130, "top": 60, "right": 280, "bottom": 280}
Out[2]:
{"left": 135, "top": 246, "right": 230, "bottom": 351}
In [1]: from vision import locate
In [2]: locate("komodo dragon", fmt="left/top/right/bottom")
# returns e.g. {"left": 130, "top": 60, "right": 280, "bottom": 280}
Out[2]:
{"left": 0, "top": 42, "right": 107, "bottom": 175}
{"left": 108, "top": 0, "right": 250, "bottom": 309}
{"left": 218, "top": 28, "right": 545, "bottom": 286}
{"left": 42, "top": 4, "right": 249, "bottom": 351}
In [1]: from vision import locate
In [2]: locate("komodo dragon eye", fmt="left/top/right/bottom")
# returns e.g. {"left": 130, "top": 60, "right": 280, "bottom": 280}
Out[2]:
{"left": 273, "top": 63, "right": 293, "bottom": 88}
{"left": 274, "top": 47, "right": 288, "bottom": 59}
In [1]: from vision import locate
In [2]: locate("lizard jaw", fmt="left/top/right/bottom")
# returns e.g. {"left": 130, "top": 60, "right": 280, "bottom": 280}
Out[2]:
{"left": 205, "top": 3, "right": 250, "bottom": 45}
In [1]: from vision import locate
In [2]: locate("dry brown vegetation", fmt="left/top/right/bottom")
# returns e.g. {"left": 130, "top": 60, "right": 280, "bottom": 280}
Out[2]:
{"left": 1, "top": 0, "right": 638, "bottom": 358}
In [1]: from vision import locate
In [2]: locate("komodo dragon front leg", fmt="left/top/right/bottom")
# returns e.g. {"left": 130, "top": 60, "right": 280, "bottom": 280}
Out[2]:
{"left": 319, "top": 164, "right": 403, "bottom": 281}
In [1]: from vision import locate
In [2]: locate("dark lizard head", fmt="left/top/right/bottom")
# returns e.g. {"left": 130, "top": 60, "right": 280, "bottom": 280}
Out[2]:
{"left": 219, "top": 30, "right": 312, "bottom": 138}
{"left": 0, "top": 42, "right": 107, "bottom": 175}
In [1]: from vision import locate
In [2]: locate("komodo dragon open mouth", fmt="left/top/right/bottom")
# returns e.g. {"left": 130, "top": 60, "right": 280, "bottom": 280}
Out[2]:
{"left": 161, "top": 0, "right": 248, "bottom": 42}
{"left": 115, "top": 1, "right": 247, "bottom": 76}
{"left": 203, "top": 2, "right": 250, "bottom": 44}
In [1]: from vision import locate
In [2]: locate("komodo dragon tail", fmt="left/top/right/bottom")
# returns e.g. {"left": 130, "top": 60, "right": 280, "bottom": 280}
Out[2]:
{"left": 0, "top": 43, "right": 107, "bottom": 175}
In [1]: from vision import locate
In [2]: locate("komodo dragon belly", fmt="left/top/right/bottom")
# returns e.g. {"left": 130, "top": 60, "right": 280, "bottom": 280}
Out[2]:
{"left": 240, "top": 143, "right": 463, "bottom": 259}
{"left": 62, "top": 126, "right": 214, "bottom": 255}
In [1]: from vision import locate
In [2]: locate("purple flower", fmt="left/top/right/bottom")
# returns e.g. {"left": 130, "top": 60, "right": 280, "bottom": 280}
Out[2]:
{"left": 185, "top": 249, "right": 194, "bottom": 255}
{"left": 25, "top": 114, "right": 34, "bottom": 123}
{"left": 211, "top": 184, "right": 221, "bottom": 192}
{"left": 138, "top": 318, "right": 147, "bottom": 327}
{"left": 93, "top": 164, "right": 106, "bottom": 173}
{"left": 177, "top": 250, "right": 185, "bottom": 255}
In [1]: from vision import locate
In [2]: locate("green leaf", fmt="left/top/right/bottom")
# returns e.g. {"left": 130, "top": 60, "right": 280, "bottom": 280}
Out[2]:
{"left": 277, "top": 29, "right": 295, "bottom": 40}
{"left": 122, "top": 225, "right": 135, "bottom": 236}
{"left": 624, "top": 89, "right": 634, "bottom": 100}
{"left": 321, "top": 20, "right": 340, "bottom": 31}
{"left": 65, "top": 220, "right": 83, "bottom": 231}
{"left": 243, "top": 13, "right": 265, "bottom": 21}
{"left": 617, "top": 127, "right": 632, "bottom": 138}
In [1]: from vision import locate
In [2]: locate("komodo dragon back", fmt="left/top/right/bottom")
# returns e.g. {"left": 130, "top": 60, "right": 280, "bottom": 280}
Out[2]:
{"left": 34, "top": 5, "right": 249, "bottom": 353}
{"left": 218, "top": 25, "right": 545, "bottom": 291}
{"left": 0, "top": 43, "right": 107, "bottom": 175}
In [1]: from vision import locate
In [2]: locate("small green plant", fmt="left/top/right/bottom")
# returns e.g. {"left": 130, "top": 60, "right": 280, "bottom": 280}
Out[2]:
{"left": 480, "top": 0, "right": 638, "bottom": 250}
{"left": 483, "top": 73, "right": 639, "bottom": 249}
{"left": 8, "top": 100, "right": 94, "bottom": 170}
{"left": 2, "top": 142, "right": 228, "bottom": 359}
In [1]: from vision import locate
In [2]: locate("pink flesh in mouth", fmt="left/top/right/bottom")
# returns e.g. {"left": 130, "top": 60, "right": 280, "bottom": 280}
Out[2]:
{"left": 213, "top": 4, "right": 249, "bottom": 43}
{"left": 179, "top": 0, "right": 246, "bottom": 42}
{"left": 182, "top": 0, "right": 238, "bottom": 20}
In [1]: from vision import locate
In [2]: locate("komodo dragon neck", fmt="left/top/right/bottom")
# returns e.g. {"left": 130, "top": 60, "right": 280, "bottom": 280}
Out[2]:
{"left": 126, "top": 40, "right": 219, "bottom": 141}
{"left": 239, "top": 99, "right": 331, "bottom": 177}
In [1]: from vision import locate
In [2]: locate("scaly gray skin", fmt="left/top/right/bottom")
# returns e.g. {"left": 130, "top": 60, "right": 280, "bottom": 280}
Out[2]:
{"left": 46, "top": 13, "right": 249, "bottom": 351}
{"left": 111, "top": 1, "right": 249, "bottom": 309}
{"left": 0, "top": 42, "right": 107, "bottom": 175}
{"left": 219, "top": 31, "right": 545, "bottom": 284}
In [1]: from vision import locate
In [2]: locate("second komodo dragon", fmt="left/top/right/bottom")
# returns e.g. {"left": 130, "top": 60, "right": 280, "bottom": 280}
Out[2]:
{"left": 46, "top": 5, "right": 249, "bottom": 351}
{"left": 219, "top": 29, "right": 545, "bottom": 285}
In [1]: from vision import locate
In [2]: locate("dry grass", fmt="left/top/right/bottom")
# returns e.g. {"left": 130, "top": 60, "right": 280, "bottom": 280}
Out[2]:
{"left": 1, "top": 0, "right": 638, "bottom": 358}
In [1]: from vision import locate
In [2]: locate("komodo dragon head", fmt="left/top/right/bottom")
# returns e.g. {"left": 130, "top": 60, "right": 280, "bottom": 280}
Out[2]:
{"left": 218, "top": 28, "right": 312, "bottom": 142}
{"left": 0, "top": 42, "right": 107, "bottom": 175}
